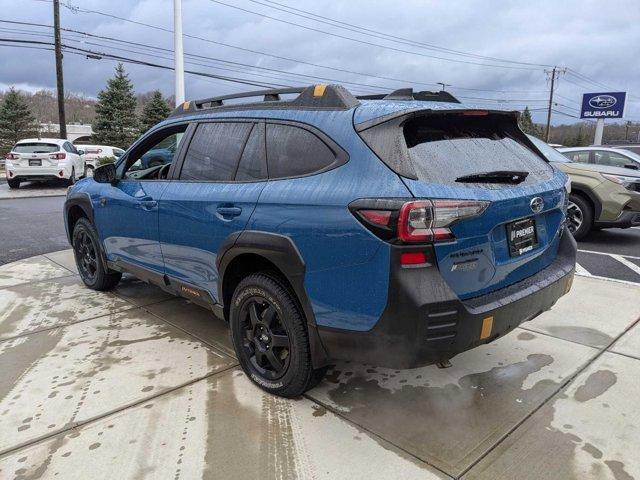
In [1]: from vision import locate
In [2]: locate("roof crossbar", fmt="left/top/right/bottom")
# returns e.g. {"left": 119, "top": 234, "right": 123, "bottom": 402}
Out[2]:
{"left": 169, "top": 84, "right": 360, "bottom": 117}
{"left": 357, "top": 88, "right": 461, "bottom": 104}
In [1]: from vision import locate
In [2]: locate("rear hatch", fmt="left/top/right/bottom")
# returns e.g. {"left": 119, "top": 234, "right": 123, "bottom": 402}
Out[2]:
{"left": 357, "top": 109, "right": 566, "bottom": 300}
{"left": 12, "top": 142, "right": 60, "bottom": 168}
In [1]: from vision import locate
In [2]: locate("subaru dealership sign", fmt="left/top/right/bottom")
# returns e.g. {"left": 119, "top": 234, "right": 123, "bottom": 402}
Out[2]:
{"left": 580, "top": 92, "right": 626, "bottom": 119}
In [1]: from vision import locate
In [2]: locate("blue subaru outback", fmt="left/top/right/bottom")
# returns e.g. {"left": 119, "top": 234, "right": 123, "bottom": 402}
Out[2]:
{"left": 64, "top": 85, "right": 576, "bottom": 397}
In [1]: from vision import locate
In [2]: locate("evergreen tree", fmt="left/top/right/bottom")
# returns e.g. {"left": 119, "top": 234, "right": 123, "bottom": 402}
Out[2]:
{"left": 139, "top": 90, "right": 171, "bottom": 133}
{"left": 0, "top": 87, "right": 38, "bottom": 153}
{"left": 518, "top": 106, "right": 542, "bottom": 137}
{"left": 93, "top": 63, "right": 139, "bottom": 148}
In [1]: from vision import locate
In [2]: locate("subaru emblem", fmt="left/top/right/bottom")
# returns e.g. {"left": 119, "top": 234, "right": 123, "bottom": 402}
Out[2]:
{"left": 530, "top": 197, "right": 544, "bottom": 214}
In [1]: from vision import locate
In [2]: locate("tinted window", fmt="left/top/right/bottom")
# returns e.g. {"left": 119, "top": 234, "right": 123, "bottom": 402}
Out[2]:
{"left": 13, "top": 143, "right": 59, "bottom": 153}
{"left": 403, "top": 114, "right": 552, "bottom": 186}
{"left": 566, "top": 151, "right": 590, "bottom": 163}
{"left": 266, "top": 124, "right": 336, "bottom": 179}
{"left": 235, "top": 124, "right": 266, "bottom": 182}
{"left": 180, "top": 122, "right": 252, "bottom": 181}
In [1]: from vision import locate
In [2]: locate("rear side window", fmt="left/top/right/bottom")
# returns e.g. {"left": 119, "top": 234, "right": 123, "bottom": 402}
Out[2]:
{"left": 266, "top": 123, "right": 337, "bottom": 179}
{"left": 13, "top": 143, "right": 59, "bottom": 153}
{"left": 180, "top": 122, "right": 252, "bottom": 181}
{"left": 402, "top": 114, "right": 553, "bottom": 186}
{"left": 566, "top": 151, "right": 590, "bottom": 163}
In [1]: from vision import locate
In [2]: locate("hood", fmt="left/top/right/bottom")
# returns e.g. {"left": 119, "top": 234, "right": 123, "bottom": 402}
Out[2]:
{"left": 551, "top": 161, "right": 640, "bottom": 178}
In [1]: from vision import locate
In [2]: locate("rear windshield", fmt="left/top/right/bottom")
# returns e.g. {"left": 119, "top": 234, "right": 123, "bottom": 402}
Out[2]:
{"left": 403, "top": 114, "right": 552, "bottom": 186}
{"left": 13, "top": 143, "right": 59, "bottom": 154}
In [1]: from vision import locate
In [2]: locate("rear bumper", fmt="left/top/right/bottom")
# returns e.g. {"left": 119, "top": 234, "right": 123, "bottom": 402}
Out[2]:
{"left": 594, "top": 210, "right": 640, "bottom": 229}
{"left": 317, "top": 228, "right": 577, "bottom": 369}
{"left": 7, "top": 165, "right": 71, "bottom": 180}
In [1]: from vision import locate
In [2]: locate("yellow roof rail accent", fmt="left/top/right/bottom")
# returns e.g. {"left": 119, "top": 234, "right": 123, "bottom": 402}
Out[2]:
{"left": 313, "top": 84, "right": 327, "bottom": 97}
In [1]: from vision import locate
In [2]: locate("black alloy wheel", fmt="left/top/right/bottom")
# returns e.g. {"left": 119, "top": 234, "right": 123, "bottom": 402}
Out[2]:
{"left": 240, "top": 297, "right": 291, "bottom": 380}
{"left": 75, "top": 229, "right": 98, "bottom": 283}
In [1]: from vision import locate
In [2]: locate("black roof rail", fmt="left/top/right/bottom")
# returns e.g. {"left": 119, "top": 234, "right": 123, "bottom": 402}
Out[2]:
{"left": 169, "top": 84, "right": 360, "bottom": 117}
{"left": 357, "top": 88, "right": 461, "bottom": 104}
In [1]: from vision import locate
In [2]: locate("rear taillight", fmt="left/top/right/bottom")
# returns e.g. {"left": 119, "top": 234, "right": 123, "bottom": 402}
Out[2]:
{"left": 351, "top": 198, "right": 489, "bottom": 244}
{"left": 5, "top": 153, "right": 18, "bottom": 160}
{"left": 397, "top": 200, "right": 489, "bottom": 243}
{"left": 49, "top": 152, "right": 66, "bottom": 160}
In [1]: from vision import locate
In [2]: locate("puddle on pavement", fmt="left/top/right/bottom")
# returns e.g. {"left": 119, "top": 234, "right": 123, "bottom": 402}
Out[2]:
{"left": 467, "top": 354, "right": 636, "bottom": 480}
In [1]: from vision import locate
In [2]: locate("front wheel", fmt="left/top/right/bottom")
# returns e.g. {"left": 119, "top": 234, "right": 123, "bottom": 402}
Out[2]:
{"left": 230, "top": 273, "right": 325, "bottom": 397}
{"left": 72, "top": 218, "right": 122, "bottom": 290}
{"left": 567, "top": 194, "right": 593, "bottom": 240}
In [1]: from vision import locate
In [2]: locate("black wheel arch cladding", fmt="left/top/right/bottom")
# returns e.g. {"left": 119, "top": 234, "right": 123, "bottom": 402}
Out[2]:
{"left": 217, "top": 230, "right": 331, "bottom": 368}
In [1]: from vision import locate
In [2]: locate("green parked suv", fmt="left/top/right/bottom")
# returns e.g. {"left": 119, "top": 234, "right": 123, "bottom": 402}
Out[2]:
{"left": 528, "top": 136, "right": 640, "bottom": 240}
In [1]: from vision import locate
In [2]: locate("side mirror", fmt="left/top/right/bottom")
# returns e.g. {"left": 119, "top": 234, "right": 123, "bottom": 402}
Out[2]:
{"left": 77, "top": 149, "right": 85, "bottom": 155}
{"left": 623, "top": 164, "right": 639, "bottom": 170}
{"left": 93, "top": 163, "right": 118, "bottom": 184}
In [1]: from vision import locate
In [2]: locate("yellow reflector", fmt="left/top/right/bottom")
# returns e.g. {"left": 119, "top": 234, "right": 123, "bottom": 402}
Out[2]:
{"left": 313, "top": 84, "right": 327, "bottom": 97}
{"left": 182, "top": 101, "right": 191, "bottom": 110}
{"left": 480, "top": 316, "right": 493, "bottom": 340}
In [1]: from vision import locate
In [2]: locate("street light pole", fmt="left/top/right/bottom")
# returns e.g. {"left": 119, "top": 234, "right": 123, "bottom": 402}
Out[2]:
{"left": 173, "top": 0, "right": 185, "bottom": 105}
{"left": 53, "top": 0, "right": 67, "bottom": 139}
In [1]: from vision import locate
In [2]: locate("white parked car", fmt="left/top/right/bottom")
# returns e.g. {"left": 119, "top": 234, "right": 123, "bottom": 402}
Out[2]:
{"left": 558, "top": 146, "right": 640, "bottom": 171}
{"left": 4, "top": 138, "right": 85, "bottom": 189}
{"left": 76, "top": 145, "right": 125, "bottom": 175}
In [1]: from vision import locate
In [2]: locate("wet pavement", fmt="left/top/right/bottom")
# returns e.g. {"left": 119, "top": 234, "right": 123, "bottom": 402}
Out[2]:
{"left": 0, "top": 250, "right": 639, "bottom": 479}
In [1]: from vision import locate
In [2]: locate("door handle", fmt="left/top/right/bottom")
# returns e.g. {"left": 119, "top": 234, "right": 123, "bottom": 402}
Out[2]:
{"left": 140, "top": 200, "right": 158, "bottom": 210}
{"left": 216, "top": 206, "right": 242, "bottom": 217}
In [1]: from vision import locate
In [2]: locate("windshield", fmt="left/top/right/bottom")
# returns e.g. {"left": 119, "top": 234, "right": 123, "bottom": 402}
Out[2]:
{"left": 615, "top": 148, "right": 640, "bottom": 162}
{"left": 403, "top": 114, "right": 553, "bottom": 186}
{"left": 13, "top": 143, "right": 59, "bottom": 154}
{"left": 526, "top": 135, "right": 571, "bottom": 163}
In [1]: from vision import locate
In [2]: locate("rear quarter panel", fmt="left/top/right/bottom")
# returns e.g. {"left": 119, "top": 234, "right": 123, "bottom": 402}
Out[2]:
{"left": 248, "top": 110, "right": 411, "bottom": 331}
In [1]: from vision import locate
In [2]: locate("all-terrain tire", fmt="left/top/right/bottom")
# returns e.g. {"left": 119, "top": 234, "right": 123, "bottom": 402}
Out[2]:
{"left": 230, "top": 272, "right": 325, "bottom": 397}
{"left": 72, "top": 217, "right": 122, "bottom": 290}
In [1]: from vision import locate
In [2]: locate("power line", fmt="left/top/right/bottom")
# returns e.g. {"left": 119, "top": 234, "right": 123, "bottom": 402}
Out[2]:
{"left": 245, "top": 0, "right": 554, "bottom": 68}
{"left": 34, "top": 2, "right": 557, "bottom": 93}
{"left": 208, "top": 0, "right": 542, "bottom": 71}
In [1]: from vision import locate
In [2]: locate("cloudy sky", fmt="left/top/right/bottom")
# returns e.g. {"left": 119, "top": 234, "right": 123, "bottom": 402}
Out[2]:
{"left": 1, "top": 0, "right": 639, "bottom": 124}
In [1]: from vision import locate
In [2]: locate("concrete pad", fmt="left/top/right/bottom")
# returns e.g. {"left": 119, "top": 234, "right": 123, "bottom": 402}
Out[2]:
{"left": 0, "top": 370, "right": 447, "bottom": 480}
{"left": 43, "top": 249, "right": 78, "bottom": 274}
{"left": 608, "top": 320, "right": 640, "bottom": 360}
{"left": 522, "top": 275, "right": 640, "bottom": 348}
{"left": 111, "top": 274, "right": 174, "bottom": 307}
{"left": 307, "top": 330, "right": 597, "bottom": 476}
{"left": 465, "top": 352, "right": 640, "bottom": 480}
{"left": 144, "top": 298, "right": 234, "bottom": 357}
{"left": 0, "top": 255, "right": 72, "bottom": 289}
{"left": 0, "top": 276, "right": 133, "bottom": 340}
{"left": 0, "top": 308, "right": 236, "bottom": 455}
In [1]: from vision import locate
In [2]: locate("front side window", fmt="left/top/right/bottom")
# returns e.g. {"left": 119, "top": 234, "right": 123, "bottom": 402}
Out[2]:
{"left": 123, "top": 124, "right": 187, "bottom": 179}
{"left": 266, "top": 123, "right": 337, "bottom": 179}
{"left": 594, "top": 151, "right": 635, "bottom": 168}
{"left": 180, "top": 122, "right": 253, "bottom": 181}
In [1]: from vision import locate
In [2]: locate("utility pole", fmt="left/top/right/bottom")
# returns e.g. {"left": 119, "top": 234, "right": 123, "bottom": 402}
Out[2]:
{"left": 437, "top": 82, "right": 451, "bottom": 92}
{"left": 544, "top": 68, "right": 556, "bottom": 142}
{"left": 53, "top": 0, "right": 67, "bottom": 139}
{"left": 173, "top": 0, "right": 185, "bottom": 105}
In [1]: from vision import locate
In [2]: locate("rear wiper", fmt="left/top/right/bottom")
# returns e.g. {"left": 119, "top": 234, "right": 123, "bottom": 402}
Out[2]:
{"left": 455, "top": 170, "right": 529, "bottom": 184}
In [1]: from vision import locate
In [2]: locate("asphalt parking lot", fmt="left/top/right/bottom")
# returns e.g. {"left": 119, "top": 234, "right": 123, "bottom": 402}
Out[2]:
{"left": 0, "top": 250, "right": 639, "bottom": 479}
